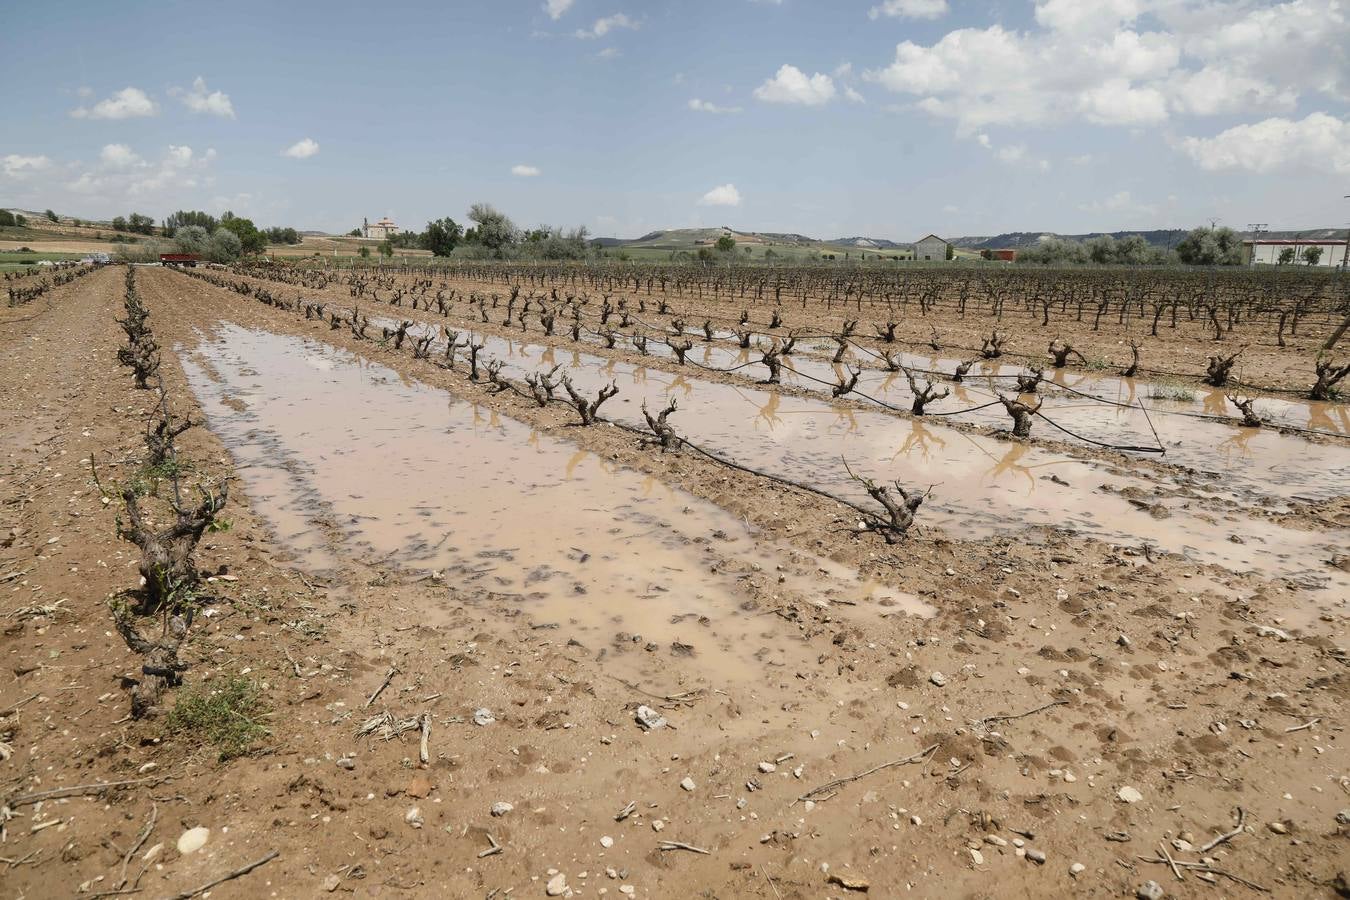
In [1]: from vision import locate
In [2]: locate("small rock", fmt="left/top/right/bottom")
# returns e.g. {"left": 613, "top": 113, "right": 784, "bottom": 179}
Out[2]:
{"left": 176, "top": 827, "right": 209, "bottom": 855}
{"left": 1063, "top": 771, "right": 1077, "bottom": 783}
{"left": 491, "top": 801, "right": 514, "bottom": 817}
{"left": 405, "top": 774, "right": 434, "bottom": 799}
{"left": 336, "top": 757, "right": 356, "bottom": 770}
{"left": 984, "top": 834, "right": 1008, "bottom": 847}
{"left": 1267, "top": 821, "right": 1288, "bottom": 834}
{"left": 473, "top": 708, "right": 495, "bottom": 727}
{"left": 619, "top": 887, "right": 635, "bottom": 897}
{"left": 1137, "top": 880, "right": 1165, "bottom": 900}
{"left": 635, "top": 705, "right": 667, "bottom": 731}
{"left": 1070, "top": 863, "right": 1086, "bottom": 877}
{"left": 969, "top": 848, "right": 984, "bottom": 865}
{"left": 910, "top": 815, "right": 922, "bottom": 826}
{"left": 929, "top": 671, "right": 947, "bottom": 687}
{"left": 1336, "top": 809, "right": 1350, "bottom": 825}
{"left": 652, "top": 820, "right": 665, "bottom": 833}
{"left": 600, "top": 835, "right": 614, "bottom": 848}
{"left": 758, "top": 761, "right": 777, "bottom": 774}
{"left": 1117, "top": 786, "right": 1143, "bottom": 804}
{"left": 546, "top": 873, "right": 568, "bottom": 896}
{"left": 1116, "top": 634, "right": 1131, "bottom": 647}
{"left": 405, "top": 807, "right": 424, "bottom": 829}
{"left": 1026, "top": 848, "right": 1046, "bottom": 864}
{"left": 679, "top": 776, "right": 696, "bottom": 792}
{"left": 321, "top": 873, "right": 341, "bottom": 892}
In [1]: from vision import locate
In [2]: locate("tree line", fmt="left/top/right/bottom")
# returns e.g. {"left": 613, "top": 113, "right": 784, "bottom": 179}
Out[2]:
{"left": 1017, "top": 226, "right": 1332, "bottom": 267}
{"left": 348, "top": 203, "right": 593, "bottom": 261}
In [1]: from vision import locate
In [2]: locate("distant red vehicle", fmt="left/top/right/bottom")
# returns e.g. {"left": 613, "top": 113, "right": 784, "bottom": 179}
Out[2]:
{"left": 159, "top": 253, "right": 200, "bottom": 267}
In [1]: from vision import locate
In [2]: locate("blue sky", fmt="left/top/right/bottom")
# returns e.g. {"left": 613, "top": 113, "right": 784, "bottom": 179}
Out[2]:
{"left": 2, "top": 0, "right": 1346, "bottom": 239}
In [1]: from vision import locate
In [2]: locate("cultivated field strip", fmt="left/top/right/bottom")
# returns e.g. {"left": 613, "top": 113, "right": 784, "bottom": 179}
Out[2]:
{"left": 168, "top": 267, "right": 1350, "bottom": 605}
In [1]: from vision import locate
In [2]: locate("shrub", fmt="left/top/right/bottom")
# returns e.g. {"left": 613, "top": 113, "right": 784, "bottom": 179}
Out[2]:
{"left": 164, "top": 677, "right": 268, "bottom": 760}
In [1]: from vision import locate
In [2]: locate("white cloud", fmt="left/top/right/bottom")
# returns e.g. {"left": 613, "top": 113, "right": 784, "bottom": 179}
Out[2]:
{"left": 844, "top": 86, "right": 865, "bottom": 104}
{"left": 688, "top": 98, "right": 742, "bottom": 114}
{"left": 1180, "top": 113, "right": 1350, "bottom": 175}
{"left": 864, "top": 0, "right": 1348, "bottom": 133}
{"left": 511, "top": 164, "right": 542, "bottom": 176}
{"left": 99, "top": 144, "right": 142, "bottom": 169}
{"left": 996, "top": 144, "right": 1026, "bottom": 163}
{"left": 544, "top": 0, "right": 575, "bottom": 20}
{"left": 172, "top": 76, "right": 235, "bottom": 118}
{"left": 868, "top": 0, "right": 948, "bottom": 20}
{"left": 833, "top": 62, "right": 853, "bottom": 79}
{"left": 70, "top": 86, "right": 158, "bottom": 120}
{"left": 1078, "top": 190, "right": 1157, "bottom": 217}
{"left": 282, "top": 138, "right": 320, "bottom": 159}
{"left": 1, "top": 154, "right": 52, "bottom": 180}
{"left": 698, "top": 184, "right": 742, "bottom": 207}
{"left": 594, "top": 47, "right": 621, "bottom": 59}
{"left": 753, "top": 65, "right": 836, "bottom": 106}
{"left": 576, "top": 13, "right": 637, "bottom": 38}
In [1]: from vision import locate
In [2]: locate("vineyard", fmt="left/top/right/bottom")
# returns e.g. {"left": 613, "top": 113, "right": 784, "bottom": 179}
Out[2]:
{"left": 1, "top": 260, "right": 1347, "bottom": 898}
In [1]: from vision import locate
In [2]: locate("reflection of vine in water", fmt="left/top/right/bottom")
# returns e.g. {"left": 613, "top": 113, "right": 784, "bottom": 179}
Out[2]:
{"left": 1202, "top": 388, "right": 1229, "bottom": 417}
{"left": 540, "top": 347, "right": 556, "bottom": 367}
{"left": 1307, "top": 401, "right": 1350, "bottom": 435}
{"left": 565, "top": 449, "right": 588, "bottom": 480}
{"left": 831, "top": 407, "right": 860, "bottom": 435}
{"left": 631, "top": 366, "right": 649, "bottom": 386}
{"left": 893, "top": 418, "right": 948, "bottom": 462}
{"left": 668, "top": 374, "right": 694, "bottom": 399}
{"left": 1215, "top": 424, "right": 1258, "bottom": 462}
{"left": 755, "top": 391, "right": 783, "bottom": 431}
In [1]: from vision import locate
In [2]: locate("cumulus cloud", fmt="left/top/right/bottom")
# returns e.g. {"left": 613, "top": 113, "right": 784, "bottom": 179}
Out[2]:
{"left": 868, "top": 0, "right": 948, "bottom": 20}
{"left": 282, "top": 138, "right": 320, "bottom": 159}
{"left": 1078, "top": 189, "right": 1157, "bottom": 216}
{"left": 576, "top": 13, "right": 637, "bottom": 38}
{"left": 543, "top": 0, "right": 575, "bottom": 19}
{"left": 688, "top": 98, "right": 742, "bottom": 113}
{"left": 511, "top": 164, "right": 541, "bottom": 176}
{"left": 1180, "top": 112, "right": 1350, "bottom": 175}
{"left": 864, "top": 0, "right": 1348, "bottom": 132}
{"left": 172, "top": 76, "right": 235, "bottom": 118}
{"left": 1, "top": 154, "right": 53, "bottom": 179}
{"left": 99, "top": 143, "right": 142, "bottom": 169}
{"left": 70, "top": 87, "right": 158, "bottom": 120}
{"left": 753, "top": 65, "right": 836, "bottom": 106}
{"left": 698, "top": 184, "right": 742, "bottom": 207}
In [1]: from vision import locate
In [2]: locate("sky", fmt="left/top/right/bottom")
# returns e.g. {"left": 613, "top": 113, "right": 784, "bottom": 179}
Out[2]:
{"left": 2, "top": 0, "right": 1347, "bottom": 241}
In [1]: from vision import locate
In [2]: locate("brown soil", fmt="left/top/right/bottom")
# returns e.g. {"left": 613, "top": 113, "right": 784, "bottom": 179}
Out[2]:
{"left": 1, "top": 265, "right": 1347, "bottom": 899}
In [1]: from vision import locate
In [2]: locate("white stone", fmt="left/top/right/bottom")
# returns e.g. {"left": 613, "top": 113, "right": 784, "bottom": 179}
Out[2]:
{"left": 176, "top": 827, "right": 209, "bottom": 855}
{"left": 1117, "top": 786, "right": 1143, "bottom": 804}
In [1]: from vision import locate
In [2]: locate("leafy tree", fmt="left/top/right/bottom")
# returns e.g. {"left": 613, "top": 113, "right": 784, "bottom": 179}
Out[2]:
{"left": 162, "top": 210, "right": 218, "bottom": 236}
{"left": 111, "top": 216, "right": 128, "bottom": 232}
{"left": 14, "top": 214, "right": 25, "bottom": 226}
{"left": 715, "top": 234, "right": 736, "bottom": 253}
{"left": 378, "top": 240, "right": 393, "bottom": 259}
{"left": 45, "top": 209, "right": 58, "bottom": 222}
{"left": 207, "top": 229, "right": 242, "bottom": 263}
{"left": 263, "top": 226, "right": 301, "bottom": 245}
{"left": 1278, "top": 247, "right": 1296, "bottom": 265}
{"left": 0, "top": 210, "right": 15, "bottom": 227}
{"left": 358, "top": 246, "right": 371, "bottom": 259}
{"left": 1175, "top": 226, "right": 1241, "bottom": 265}
{"left": 218, "top": 212, "right": 266, "bottom": 254}
{"left": 422, "top": 217, "right": 463, "bottom": 257}
{"left": 349, "top": 228, "right": 362, "bottom": 237}
{"left": 1303, "top": 246, "right": 1323, "bottom": 266}
{"left": 175, "top": 225, "right": 210, "bottom": 255}
{"left": 696, "top": 247, "right": 714, "bottom": 263}
{"left": 467, "top": 203, "right": 518, "bottom": 256}
{"left": 126, "top": 212, "right": 156, "bottom": 235}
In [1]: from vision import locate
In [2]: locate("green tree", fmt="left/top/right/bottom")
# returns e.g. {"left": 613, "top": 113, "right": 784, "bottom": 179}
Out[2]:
{"left": 44, "top": 209, "right": 58, "bottom": 223}
{"left": 218, "top": 213, "right": 266, "bottom": 254}
{"left": 349, "top": 228, "right": 362, "bottom": 237}
{"left": 1278, "top": 247, "right": 1296, "bottom": 265}
{"left": 358, "top": 246, "right": 371, "bottom": 259}
{"left": 14, "top": 214, "right": 25, "bottom": 226}
{"left": 207, "top": 229, "right": 242, "bottom": 262}
{"left": 163, "top": 210, "right": 218, "bottom": 236}
{"left": 111, "top": 216, "right": 128, "bottom": 232}
{"left": 1175, "top": 226, "right": 1241, "bottom": 265}
{"left": 175, "top": 225, "right": 210, "bottom": 255}
{"left": 467, "top": 203, "right": 518, "bottom": 256}
{"left": 378, "top": 240, "right": 394, "bottom": 259}
{"left": 715, "top": 234, "right": 736, "bottom": 253}
{"left": 127, "top": 212, "right": 156, "bottom": 235}
{"left": 0, "top": 210, "right": 15, "bottom": 227}
{"left": 1303, "top": 246, "right": 1323, "bottom": 266}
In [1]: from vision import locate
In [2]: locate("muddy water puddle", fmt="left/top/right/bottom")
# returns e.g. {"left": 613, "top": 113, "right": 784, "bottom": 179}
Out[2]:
{"left": 390, "top": 323, "right": 1347, "bottom": 600}
{"left": 180, "top": 323, "right": 930, "bottom": 686}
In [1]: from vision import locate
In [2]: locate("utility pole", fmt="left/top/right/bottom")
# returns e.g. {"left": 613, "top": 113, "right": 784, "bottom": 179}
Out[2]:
{"left": 1247, "top": 223, "right": 1267, "bottom": 266}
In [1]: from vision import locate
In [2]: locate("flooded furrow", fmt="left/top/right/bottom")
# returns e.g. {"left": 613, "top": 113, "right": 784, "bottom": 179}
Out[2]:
{"left": 179, "top": 322, "right": 930, "bottom": 687}
{"left": 375, "top": 318, "right": 1346, "bottom": 601}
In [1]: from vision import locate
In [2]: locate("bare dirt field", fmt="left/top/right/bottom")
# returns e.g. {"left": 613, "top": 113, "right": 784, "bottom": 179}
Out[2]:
{"left": 1, "top": 263, "right": 1348, "bottom": 899}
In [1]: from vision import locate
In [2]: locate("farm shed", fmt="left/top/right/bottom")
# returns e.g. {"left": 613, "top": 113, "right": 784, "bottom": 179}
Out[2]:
{"left": 914, "top": 234, "right": 951, "bottom": 261}
{"left": 1242, "top": 239, "right": 1347, "bottom": 268}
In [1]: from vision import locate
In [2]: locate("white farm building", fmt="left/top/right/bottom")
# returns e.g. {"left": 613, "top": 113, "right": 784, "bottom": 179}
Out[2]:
{"left": 362, "top": 217, "right": 400, "bottom": 240}
{"left": 1242, "top": 239, "right": 1348, "bottom": 268}
{"left": 914, "top": 234, "right": 951, "bottom": 261}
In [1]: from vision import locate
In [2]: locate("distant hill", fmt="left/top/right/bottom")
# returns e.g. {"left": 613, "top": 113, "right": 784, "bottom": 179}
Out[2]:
{"left": 830, "top": 236, "right": 908, "bottom": 250}
{"left": 948, "top": 228, "right": 1345, "bottom": 251}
